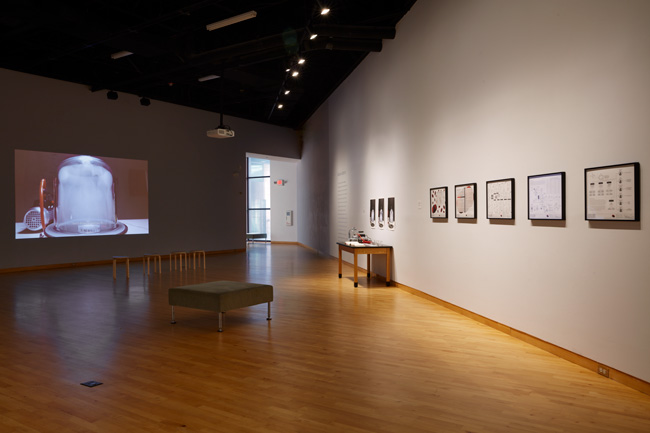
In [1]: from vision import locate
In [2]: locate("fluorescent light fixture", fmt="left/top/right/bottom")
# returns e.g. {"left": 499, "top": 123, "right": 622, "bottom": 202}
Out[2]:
{"left": 198, "top": 74, "right": 220, "bottom": 82}
{"left": 321, "top": 8, "right": 330, "bottom": 15}
{"left": 111, "top": 50, "right": 133, "bottom": 59}
{"left": 206, "top": 11, "right": 257, "bottom": 31}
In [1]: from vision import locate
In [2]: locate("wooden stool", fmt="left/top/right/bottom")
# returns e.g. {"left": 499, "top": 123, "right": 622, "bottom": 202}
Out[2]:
{"left": 169, "top": 251, "right": 188, "bottom": 271}
{"left": 143, "top": 254, "right": 162, "bottom": 275}
{"left": 112, "top": 256, "right": 130, "bottom": 279}
{"left": 189, "top": 250, "right": 206, "bottom": 269}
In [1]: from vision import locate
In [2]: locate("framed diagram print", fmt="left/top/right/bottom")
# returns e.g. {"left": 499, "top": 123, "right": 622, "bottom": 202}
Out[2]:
{"left": 387, "top": 197, "right": 395, "bottom": 230}
{"left": 369, "top": 199, "right": 376, "bottom": 228}
{"left": 455, "top": 183, "right": 476, "bottom": 219}
{"left": 486, "top": 178, "right": 515, "bottom": 219}
{"left": 430, "top": 187, "right": 448, "bottom": 219}
{"left": 585, "top": 162, "right": 640, "bottom": 221}
{"left": 528, "top": 172, "right": 565, "bottom": 220}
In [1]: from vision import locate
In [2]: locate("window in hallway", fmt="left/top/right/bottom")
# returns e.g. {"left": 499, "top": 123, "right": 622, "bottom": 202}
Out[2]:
{"left": 247, "top": 157, "right": 270, "bottom": 240}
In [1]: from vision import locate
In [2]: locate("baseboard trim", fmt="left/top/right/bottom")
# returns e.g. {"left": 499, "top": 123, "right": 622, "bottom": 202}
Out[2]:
{"left": 0, "top": 248, "right": 246, "bottom": 274}
{"left": 395, "top": 282, "right": 650, "bottom": 396}
{"left": 297, "top": 242, "right": 320, "bottom": 254}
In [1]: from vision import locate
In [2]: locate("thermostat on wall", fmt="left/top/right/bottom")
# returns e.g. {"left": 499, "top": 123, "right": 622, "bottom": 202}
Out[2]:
{"left": 286, "top": 210, "right": 293, "bottom": 226}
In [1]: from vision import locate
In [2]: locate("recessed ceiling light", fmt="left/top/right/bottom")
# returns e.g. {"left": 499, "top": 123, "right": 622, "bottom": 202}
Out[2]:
{"left": 284, "top": 90, "right": 291, "bottom": 95}
{"left": 321, "top": 8, "right": 330, "bottom": 15}
{"left": 278, "top": 104, "right": 284, "bottom": 109}
{"left": 309, "top": 33, "right": 318, "bottom": 40}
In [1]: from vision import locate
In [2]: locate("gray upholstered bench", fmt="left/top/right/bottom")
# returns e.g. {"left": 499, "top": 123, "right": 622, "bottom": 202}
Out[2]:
{"left": 246, "top": 233, "right": 267, "bottom": 242}
{"left": 168, "top": 281, "right": 273, "bottom": 332}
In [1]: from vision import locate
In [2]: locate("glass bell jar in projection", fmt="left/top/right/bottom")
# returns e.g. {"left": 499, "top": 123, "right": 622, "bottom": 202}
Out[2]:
{"left": 45, "top": 155, "right": 127, "bottom": 236}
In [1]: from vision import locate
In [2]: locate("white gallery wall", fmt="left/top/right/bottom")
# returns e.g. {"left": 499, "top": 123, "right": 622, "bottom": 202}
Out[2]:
{"left": 308, "top": 0, "right": 650, "bottom": 382}
{"left": 0, "top": 68, "right": 300, "bottom": 269}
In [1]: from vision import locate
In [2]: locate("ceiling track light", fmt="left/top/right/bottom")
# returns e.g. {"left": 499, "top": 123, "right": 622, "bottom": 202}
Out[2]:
{"left": 106, "top": 90, "right": 118, "bottom": 100}
{"left": 206, "top": 11, "right": 257, "bottom": 31}
{"left": 111, "top": 50, "right": 133, "bottom": 60}
{"left": 198, "top": 74, "right": 220, "bottom": 82}
{"left": 321, "top": 8, "right": 330, "bottom": 15}
{"left": 291, "top": 71, "right": 299, "bottom": 77}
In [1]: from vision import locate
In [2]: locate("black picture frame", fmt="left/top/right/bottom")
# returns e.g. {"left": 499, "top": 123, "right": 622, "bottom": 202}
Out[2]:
{"left": 455, "top": 183, "right": 477, "bottom": 219}
{"left": 585, "top": 162, "right": 640, "bottom": 221}
{"left": 486, "top": 178, "right": 515, "bottom": 220}
{"left": 527, "top": 172, "right": 566, "bottom": 220}
{"left": 430, "top": 187, "right": 448, "bottom": 219}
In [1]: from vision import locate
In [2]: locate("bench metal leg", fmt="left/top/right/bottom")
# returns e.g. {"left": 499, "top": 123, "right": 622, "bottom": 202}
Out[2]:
{"left": 267, "top": 302, "right": 272, "bottom": 320}
{"left": 218, "top": 312, "right": 224, "bottom": 332}
{"left": 171, "top": 306, "right": 176, "bottom": 324}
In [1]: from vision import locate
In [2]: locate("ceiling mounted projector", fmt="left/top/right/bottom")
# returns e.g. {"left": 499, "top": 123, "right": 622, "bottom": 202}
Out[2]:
{"left": 207, "top": 127, "right": 235, "bottom": 138}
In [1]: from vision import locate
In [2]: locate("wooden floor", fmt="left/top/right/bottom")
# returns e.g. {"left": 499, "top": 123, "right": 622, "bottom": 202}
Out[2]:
{"left": 0, "top": 244, "right": 649, "bottom": 433}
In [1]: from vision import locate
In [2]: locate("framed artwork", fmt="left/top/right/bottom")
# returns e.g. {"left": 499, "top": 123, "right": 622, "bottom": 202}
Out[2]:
{"left": 430, "top": 187, "right": 448, "bottom": 219}
{"left": 378, "top": 198, "right": 385, "bottom": 229}
{"left": 486, "top": 178, "right": 515, "bottom": 219}
{"left": 369, "top": 199, "right": 376, "bottom": 228}
{"left": 585, "top": 162, "right": 640, "bottom": 221}
{"left": 455, "top": 183, "right": 477, "bottom": 219}
{"left": 528, "top": 172, "right": 565, "bottom": 220}
{"left": 387, "top": 197, "right": 395, "bottom": 230}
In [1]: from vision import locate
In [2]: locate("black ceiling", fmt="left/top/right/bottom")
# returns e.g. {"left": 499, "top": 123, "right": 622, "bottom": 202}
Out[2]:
{"left": 0, "top": 0, "right": 416, "bottom": 129}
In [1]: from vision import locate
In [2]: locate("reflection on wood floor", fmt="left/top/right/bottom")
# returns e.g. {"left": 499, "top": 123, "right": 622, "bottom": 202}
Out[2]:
{"left": 0, "top": 244, "right": 649, "bottom": 432}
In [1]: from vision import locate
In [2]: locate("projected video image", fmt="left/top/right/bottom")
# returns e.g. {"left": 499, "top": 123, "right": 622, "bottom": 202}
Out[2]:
{"left": 15, "top": 150, "right": 148, "bottom": 239}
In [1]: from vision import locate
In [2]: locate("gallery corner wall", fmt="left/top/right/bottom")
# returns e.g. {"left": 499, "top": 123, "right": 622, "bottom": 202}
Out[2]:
{"left": 297, "top": 103, "right": 330, "bottom": 255}
{"left": 0, "top": 68, "right": 300, "bottom": 270}
{"left": 303, "top": 0, "right": 650, "bottom": 383}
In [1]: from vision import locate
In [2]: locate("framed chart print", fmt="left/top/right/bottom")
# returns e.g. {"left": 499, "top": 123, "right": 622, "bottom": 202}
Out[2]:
{"left": 528, "top": 172, "right": 565, "bottom": 220}
{"left": 486, "top": 178, "right": 515, "bottom": 219}
{"left": 430, "top": 187, "right": 448, "bottom": 219}
{"left": 585, "top": 162, "right": 640, "bottom": 221}
{"left": 369, "top": 199, "right": 376, "bottom": 228}
{"left": 455, "top": 183, "right": 476, "bottom": 219}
